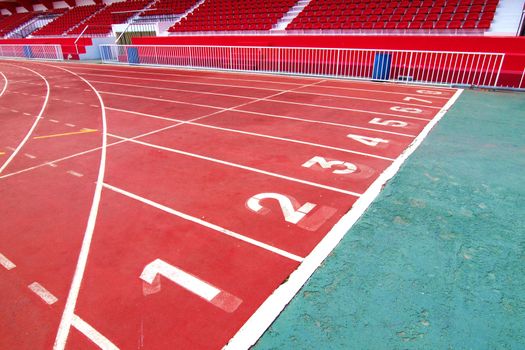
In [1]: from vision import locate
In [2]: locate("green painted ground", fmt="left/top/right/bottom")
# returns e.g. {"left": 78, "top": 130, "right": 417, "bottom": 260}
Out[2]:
{"left": 254, "top": 90, "right": 525, "bottom": 350}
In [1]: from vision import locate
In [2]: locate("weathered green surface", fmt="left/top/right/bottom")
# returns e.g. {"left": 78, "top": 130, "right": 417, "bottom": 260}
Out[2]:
{"left": 254, "top": 90, "right": 525, "bottom": 350}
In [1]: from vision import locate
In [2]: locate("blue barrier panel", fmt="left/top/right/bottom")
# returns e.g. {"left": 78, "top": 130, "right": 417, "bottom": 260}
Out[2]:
{"left": 372, "top": 52, "right": 392, "bottom": 80}
{"left": 23, "top": 46, "right": 33, "bottom": 59}
{"left": 100, "top": 45, "right": 113, "bottom": 61}
{"left": 127, "top": 47, "right": 139, "bottom": 64}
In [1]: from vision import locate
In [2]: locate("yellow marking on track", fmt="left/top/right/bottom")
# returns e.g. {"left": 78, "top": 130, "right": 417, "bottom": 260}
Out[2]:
{"left": 34, "top": 128, "right": 98, "bottom": 140}
{"left": 0, "top": 152, "right": 5, "bottom": 155}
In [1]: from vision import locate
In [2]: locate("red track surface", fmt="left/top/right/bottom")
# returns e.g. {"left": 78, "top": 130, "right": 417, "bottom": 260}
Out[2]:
{"left": 0, "top": 60, "right": 458, "bottom": 349}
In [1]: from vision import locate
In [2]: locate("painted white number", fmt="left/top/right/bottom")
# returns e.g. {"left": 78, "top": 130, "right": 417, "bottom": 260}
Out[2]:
{"left": 140, "top": 259, "right": 242, "bottom": 312}
{"left": 347, "top": 134, "right": 389, "bottom": 147}
{"left": 390, "top": 106, "right": 423, "bottom": 114}
{"left": 416, "top": 90, "right": 443, "bottom": 95}
{"left": 403, "top": 96, "right": 432, "bottom": 104}
{"left": 247, "top": 193, "right": 316, "bottom": 224}
{"left": 369, "top": 118, "right": 408, "bottom": 128}
{"left": 302, "top": 156, "right": 357, "bottom": 174}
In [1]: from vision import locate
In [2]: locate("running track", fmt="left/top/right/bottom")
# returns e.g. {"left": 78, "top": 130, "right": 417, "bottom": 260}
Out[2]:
{"left": 0, "top": 60, "right": 462, "bottom": 350}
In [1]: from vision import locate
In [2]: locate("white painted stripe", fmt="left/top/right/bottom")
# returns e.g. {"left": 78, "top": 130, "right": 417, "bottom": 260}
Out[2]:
{"left": 103, "top": 183, "right": 303, "bottom": 262}
{"left": 90, "top": 80, "right": 254, "bottom": 100}
{"left": 108, "top": 133, "right": 361, "bottom": 197}
{"left": 107, "top": 107, "right": 395, "bottom": 161}
{"left": 49, "top": 119, "right": 59, "bottom": 123}
{"left": 265, "top": 98, "right": 432, "bottom": 121}
{"left": 0, "top": 72, "right": 8, "bottom": 98}
{"left": 0, "top": 66, "right": 50, "bottom": 175}
{"left": 64, "top": 63, "right": 454, "bottom": 97}
{"left": 71, "top": 315, "right": 119, "bottom": 350}
{"left": 23, "top": 112, "right": 31, "bottom": 116}
{"left": 90, "top": 80, "right": 417, "bottom": 137}
{"left": 50, "top": 65, "right": 108, "bottom": 350}
{"left": 224, "top": 88, "right": 464, "bottom": 350}
{"left": 65, "top": 123, "right": 76, "bottom": 127}
{"left": 140, "top": 259, "right": 220, "bottom": 300}
{"left": 10, "top": 109, "right": 19, "bottom": 113}
{"left": 100, "top": 91, "right": 222, "bottom": 111}
{"left": 67, "top": 170, "right": 83, "bottom": 177}
{"left": 0, "top": 253, "right": 16, "bottom": 270}
{"left": 231, "top": 109, "right": 417, "bottom": 138}
{"left": 100, "top": 90, "right": 431, "bottom": 122}
{"left": 0, "top": 122, "right": 199, "bottom": 180}
{"left": 24, "top": 153, "right": 36, "bottom": 159}
{"left": 0, "top": 77, "right": 324, "bottom": 181}
{"left": 28, "top": 282, "right": 58, "bottom": 305}
{"left": 6, "top": 146, "right": 15, "bottom": 151}
{"left": 89, "top": 78, "right": 442, "bottom": 109}
{"left": 89, "top": 104, "right": 99, "bottom": 108}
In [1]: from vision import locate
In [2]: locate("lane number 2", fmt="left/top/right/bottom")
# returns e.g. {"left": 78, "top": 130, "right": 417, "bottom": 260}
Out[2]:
{"left": 247, "top": 193, "right": 316, "bottom": 224}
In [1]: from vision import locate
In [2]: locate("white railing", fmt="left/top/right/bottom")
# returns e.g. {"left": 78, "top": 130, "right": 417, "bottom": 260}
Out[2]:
{"left": 0, "top": 44, "right": 64, "bottom": 61}
{"left": 100, "top": 44, "right": 505, "bottom": 88}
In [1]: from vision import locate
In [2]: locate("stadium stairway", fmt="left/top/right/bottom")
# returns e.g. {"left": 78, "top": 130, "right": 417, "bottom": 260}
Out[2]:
{"left": 488, "top": 0, "right": 525, "bottom": 35}
{"left": 273, "top": 0, "right": 313, "bottom": 30}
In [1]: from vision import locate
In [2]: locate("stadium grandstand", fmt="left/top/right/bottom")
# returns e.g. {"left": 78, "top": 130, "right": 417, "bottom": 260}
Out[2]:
{"left": 0, "top": 0, "right": 524, "bottom": 349}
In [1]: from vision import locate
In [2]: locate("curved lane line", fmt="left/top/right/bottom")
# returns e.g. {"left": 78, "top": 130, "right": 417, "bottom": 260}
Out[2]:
{"left": 0, "top": 67, "right": 49, "bottom": 174}
{"left": 36, "top": 64, "right": 108, "bottom": 350}
{"left": 0, "top": 72, "right": 8, "bottom": 97}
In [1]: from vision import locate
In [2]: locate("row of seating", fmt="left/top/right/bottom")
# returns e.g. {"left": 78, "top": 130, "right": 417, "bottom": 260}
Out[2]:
{"left": 289, "top": 0, "right": 498, "bottom": 30}
{"left": 0, "top": 0, "right": 501, "bottom": 37}
{"left": 0, "top": 12, "right": 39, "bottom": 36}
{"left": 68, "top": 0, "right": 150, "bottom": 35}
{"left": 168, "top": 0, "right": 296, "bottom": 32}
{"left": 32, "top": 4, "right": 105, "bottom": 36}
{"left": 140, "top": 0, "right": 197, "bottom": 17}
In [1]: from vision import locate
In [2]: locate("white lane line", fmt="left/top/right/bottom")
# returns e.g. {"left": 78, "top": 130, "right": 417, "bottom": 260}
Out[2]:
{"left": 231, "top": 109, "right": 417, "bottom": 138}
{"left": 0, "top": 66, "right": 50, "bottom": 175}
{"left": 65, "top": 123, "right": 76, "bottom": 127}
{"left": 64, "top": 63, "right": 455, "bottom": 96}
{"left": 71, "top": 315, "right": 119, "bottom": 350}
{"left": 90, "top": 79, "right": 254, "bottom": 101}
{"left": 23, "top": 112, "right": 31, "bottom": 116}
{"left": 224, "top": 88, "right": 464, "bottom": 350}
{"left": 90, "top": 78, "right": 442, "bottom": 109}
{"left": 10, "top": 109, "right": 19, "bottom": 113}
{"left": 109, "top": 133, "right": 361, "bottom": 197}
{"left": 66, "top": 170, "right": 83, "bottom": 177}
{"left": 24, "top": 153, "right": 36, "bottom": 159}
{"left": 99, "top": 89, "right": 431, "bottom": 122}
{"left": 6, "top": 146, "right": 15, "bottom": 151}
{"left": 0, "top": 253, "right": 16, "bottom": 270}
{"left": 0, "top": 72, "right": 7, "bottom": 97}
{"left": 0, "top": 122, "right": 198, "bottom": 180}
{"left": 0, "top": 77, "right": 325, "bottom": 180}
{"left": 50, "top": 65, "right": 108, "bottom": 350}
{"left": 265, "top": 98, "right": 432, "bottom": 121}
{"left": 89, "top": 81, "right": 418, "bottom": 137}
{"left": 103, "top": 183, "right": 303, "bottom": 262}
{"left": 107, "top": 107, "right": 395, "bottom": 161}
{"left": 49, "top": 119, "right": 59, "bottom": 123}
{"left": 28, "top": 282, "right": 58, "bottom": 305}
{"left": 89, "top": 104, "right": 99, "bottom": 108}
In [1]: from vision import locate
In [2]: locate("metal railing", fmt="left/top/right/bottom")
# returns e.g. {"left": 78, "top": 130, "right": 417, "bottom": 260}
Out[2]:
{"left": 100, "top": 44, "right": 505, "bottom": 88}
{"left": 0, "top": 44, "right": 63, "bottom": 61}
